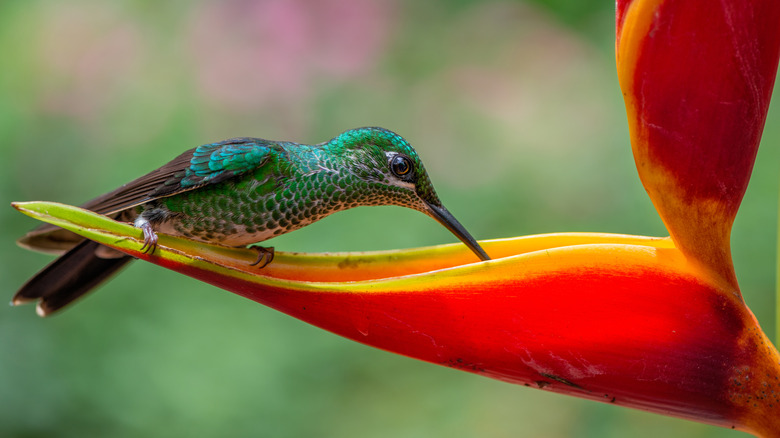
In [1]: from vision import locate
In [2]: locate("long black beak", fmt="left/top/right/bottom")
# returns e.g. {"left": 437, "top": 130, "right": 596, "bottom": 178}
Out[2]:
{"left": 425, "top": 202, "right": 490, "bottom": 261}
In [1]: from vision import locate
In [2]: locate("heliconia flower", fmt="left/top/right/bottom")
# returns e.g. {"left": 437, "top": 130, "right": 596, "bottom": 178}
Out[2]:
{"left": 12, "top": 0, "right": 780, "bottom": 435}
{"left": 616, "top": 0, "right": 780, "bottom": 291}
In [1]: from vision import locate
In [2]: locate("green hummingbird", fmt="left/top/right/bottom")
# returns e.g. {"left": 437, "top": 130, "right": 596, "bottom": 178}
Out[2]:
{"left": 14, "top": 127, "right": 490, "bottom": 316}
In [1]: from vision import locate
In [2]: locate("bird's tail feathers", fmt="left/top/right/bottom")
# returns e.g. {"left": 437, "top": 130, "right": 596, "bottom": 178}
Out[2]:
{"left": 13, "top": 240, "right": 133, "bottom": 316}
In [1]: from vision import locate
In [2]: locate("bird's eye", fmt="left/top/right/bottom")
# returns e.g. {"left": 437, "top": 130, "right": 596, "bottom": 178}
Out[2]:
{"left": 390, "top": 155, "right": 413, "bottom": 178}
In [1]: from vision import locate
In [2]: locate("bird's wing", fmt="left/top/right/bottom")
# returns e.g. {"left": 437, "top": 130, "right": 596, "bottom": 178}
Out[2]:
{"left": 87, "top": 137, "right": 277, "bottom": 214}
{"left": 19, "top": 138, "right": 278, "bottom": 253}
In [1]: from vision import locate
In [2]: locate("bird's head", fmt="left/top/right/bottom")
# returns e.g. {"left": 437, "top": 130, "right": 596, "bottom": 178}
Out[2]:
{"left": 332, "top": 127, "right": 490, "bottom": 261}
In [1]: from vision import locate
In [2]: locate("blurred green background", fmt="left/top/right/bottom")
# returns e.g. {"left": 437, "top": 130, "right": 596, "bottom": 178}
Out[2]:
{"left": 1, "top": 1, "right": 777, "bottom": 437}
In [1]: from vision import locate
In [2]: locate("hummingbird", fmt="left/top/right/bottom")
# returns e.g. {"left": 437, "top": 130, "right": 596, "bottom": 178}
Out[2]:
{"left": 14, "top": 127, "right": 490, "bottom": 316}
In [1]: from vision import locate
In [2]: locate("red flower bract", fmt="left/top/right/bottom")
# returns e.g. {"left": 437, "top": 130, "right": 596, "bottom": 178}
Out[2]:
{"left": 617, "top": 0, "right": 780, "bottom": 288}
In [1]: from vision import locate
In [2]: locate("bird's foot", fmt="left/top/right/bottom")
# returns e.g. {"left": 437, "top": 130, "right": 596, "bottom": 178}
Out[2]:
{"left": 249, "top": 246, "right": 275, "bottom": 268}
{"left": 138, "top": 222, "right": 158, "bottom": 254}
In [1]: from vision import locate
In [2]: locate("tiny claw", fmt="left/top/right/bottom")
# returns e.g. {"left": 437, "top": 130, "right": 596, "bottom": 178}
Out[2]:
{"left": 249, "top": 246, "right": 275, "bottom": 268}
{"left": 139, "top": 222, "right": 158, "bottom": 254}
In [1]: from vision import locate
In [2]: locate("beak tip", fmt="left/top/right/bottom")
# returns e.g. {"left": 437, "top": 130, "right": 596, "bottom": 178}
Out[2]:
{"left": 425, "top": 202, "right": 490, "bottom": 262}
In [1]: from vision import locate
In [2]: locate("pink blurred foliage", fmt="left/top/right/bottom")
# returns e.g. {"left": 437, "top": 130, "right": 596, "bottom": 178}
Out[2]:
{"left": 36, "top": 4, "right": 145, "bottom": 123}
{"left": 187, "top": 0, "right": 396, "bottom": 110}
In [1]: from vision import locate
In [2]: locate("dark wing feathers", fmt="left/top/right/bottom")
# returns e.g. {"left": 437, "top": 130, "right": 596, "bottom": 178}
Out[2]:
{"left": 84, "top": 137, "right": 273, "bottom": 214}
{"left": 19, "top": 138, "right": 276, "bottom": 252}
{"left": 78, "top": 149, "right": 194, "bottom": 215}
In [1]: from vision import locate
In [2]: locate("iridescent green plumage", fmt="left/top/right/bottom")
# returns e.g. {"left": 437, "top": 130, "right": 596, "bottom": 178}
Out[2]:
{"left": 145, "top": 128, "right": 439, "bottom": 246}
{"left": 14, "top": 127, "right": 488, "bottom": 315}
